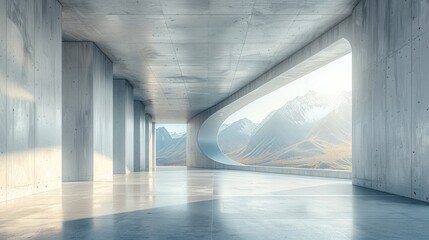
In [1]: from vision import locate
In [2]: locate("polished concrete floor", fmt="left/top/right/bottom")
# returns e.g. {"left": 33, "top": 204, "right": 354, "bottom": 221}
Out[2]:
{"left": 0, "top": 167, "right": 428, "bottom": 239}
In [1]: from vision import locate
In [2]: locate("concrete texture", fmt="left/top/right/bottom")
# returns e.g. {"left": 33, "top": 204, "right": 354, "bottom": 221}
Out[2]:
{"left": 93, "top": 42, "right": 114, "bottom": 181}
{"left": 134, "top": 100, "right": 146, "bottom": 171}
{"left": 352, "top": 0, "right": 429, "bottom": 202}
{"left": 34, "top": 0, "right": 63, "bottom": 194}
{"left": 144, "top": 114, "right": 156, "bottom": 172}
{"left": 187, "top": 0, "right": 429, "bottom": 202}
{"left": 1, "top": 167, "right": 429, "bottom": 239}
{"left": 187, "top": 17, "right": 353, "bottom": 179}
{"left": 0, "top": 0, "right": 5, "bottom": 202}
{"left": 152, "top": 121, "right": 157, "bottom": 171}
{"left": 144, "top": 114, "right": 152, "bottom": 171}
{"left": 62, "top": 42, "right": 113, "bottom": 182}
{"left": 113, "top": 79, "right": 134, "bottom": 174}
{"left": 0, "top": 0, "right": 62, "bottom": 202}
{"left": 59, "top": 0, "right": 359, "bottom": 121}
{"left": 6, "top": 0, "right": 36, "bottom": 202}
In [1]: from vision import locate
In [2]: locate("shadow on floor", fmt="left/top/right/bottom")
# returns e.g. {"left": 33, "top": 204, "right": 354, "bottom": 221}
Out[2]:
{"left": 21, "top": 184, "right": 429, "bottom": 240}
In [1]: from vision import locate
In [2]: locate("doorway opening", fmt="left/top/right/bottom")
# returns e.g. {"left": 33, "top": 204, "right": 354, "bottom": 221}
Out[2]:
{"left": 156, "top": 124, "right": 187, "bottom": 166}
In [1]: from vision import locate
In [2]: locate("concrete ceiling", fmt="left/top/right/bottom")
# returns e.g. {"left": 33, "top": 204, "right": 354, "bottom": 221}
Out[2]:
{"left": 60, "top": 0, "right": 358, "bottom": 122}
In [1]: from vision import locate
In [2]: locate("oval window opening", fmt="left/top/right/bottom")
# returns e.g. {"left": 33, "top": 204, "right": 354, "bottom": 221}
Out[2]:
{"left": 217, "top": 53, "right": 352, "bottom": 171}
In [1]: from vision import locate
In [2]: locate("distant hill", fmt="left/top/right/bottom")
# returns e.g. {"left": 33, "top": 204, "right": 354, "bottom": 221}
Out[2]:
{"left": 156, "top": 127, "right": 186, "bottom": 166}
{"left": 218, "top": 91, "right": 352, "bottom": 170}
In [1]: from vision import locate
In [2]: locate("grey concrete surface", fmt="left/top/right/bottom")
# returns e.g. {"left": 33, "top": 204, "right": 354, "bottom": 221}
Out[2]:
{"left": 113, "top": 79, "right": 134, "bottom": 174}
{"left": 187, "top": 0, "right": 429, "bottom": 202}
{"left": 151, "top": 120, "right": 157, "bottom": 171}
{"left": 93, "top": 42, "right": 114, "bottom": 181}
{"left": 0, "top": 0, "right": 5, "bottom": 203}
{"left": 59, "top": 0, "right": 359, "bottom": 121}
{"left": 34, "top": 0, "right": 63, "bottom": 194}
{"left": 62, "top": 42, "right": 113, "bottom": 182}
{"left": 0, "top": 167, "right": 428, "bottom": 239}
{"left": 0, "top": 0, "right": 62, "bottom": 202}
{"left": 187, "top": 17, "right": 353, "bottom": 179}
{"left": 352, "top": 0, "right": 429, "bottom": 203}
{"left": 6, "top": 0, "right": 36, "bottom": 202}
{"left": 143, "top": 114, "right": 157, "bottom": 172}
{"left": 133, "top": 100, "right": 146, "bottom": 171}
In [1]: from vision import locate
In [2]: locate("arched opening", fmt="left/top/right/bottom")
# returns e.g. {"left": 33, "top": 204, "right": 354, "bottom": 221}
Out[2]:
{"left": 218, "top": 53, "right": 352, "bottom": 171}
{"left": 197, "top": 38, "right": 353, "bottom": 177}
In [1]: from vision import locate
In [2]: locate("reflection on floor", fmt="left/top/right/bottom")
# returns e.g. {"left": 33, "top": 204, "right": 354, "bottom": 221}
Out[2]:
{"left": 0, "top": 166, "right": 428, "bottom": 239}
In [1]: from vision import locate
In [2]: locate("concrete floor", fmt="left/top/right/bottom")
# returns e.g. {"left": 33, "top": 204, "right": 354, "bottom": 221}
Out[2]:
{"left": 0, "top": 167, "right": 428, "bottom": 240}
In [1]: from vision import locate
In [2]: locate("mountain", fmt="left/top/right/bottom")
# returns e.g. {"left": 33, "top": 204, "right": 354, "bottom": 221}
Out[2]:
{"left": 217, "top": 118, "right": 257, "bottom": 154}
{"left": 240, "top": 91, "right": 334, "bottom": 160}
{"left": 265, "top": 93, "right": 352, "bottom": 169}
{"left": 156, "top": 127, "right": 187, "bottom": 166}
{"left": 171, "top": 132, "right": 186, "bottom": 139}
{"left": 218, "top": 90, "right": 352, "bottom": 170}
{"left": 156, "top": 127, "right": 173, "bottom": 151}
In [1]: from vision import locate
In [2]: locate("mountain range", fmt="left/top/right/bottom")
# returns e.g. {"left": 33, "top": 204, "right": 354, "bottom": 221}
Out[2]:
{"left": 156, "top": 127, "right": 187, "bottom": 166}
{"left": 218, "top": 90, "right": 352, "bottom": 170}
{"left": 156, "top": 90, "right": 352, "bottom": 170}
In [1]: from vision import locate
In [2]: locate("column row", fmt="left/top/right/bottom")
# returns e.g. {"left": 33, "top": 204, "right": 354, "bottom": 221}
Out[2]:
{"left": 0, "top": 0, "right": 153, "bottom": 201}
{"left": 62, "top": 42, "right": 156, "bottom": 182}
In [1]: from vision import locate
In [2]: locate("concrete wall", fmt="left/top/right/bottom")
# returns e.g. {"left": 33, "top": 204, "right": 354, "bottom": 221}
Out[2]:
{"left": 187, "top": 17, "right": 353, "bottom": 179}
{"left": 62, "top": 42, "right": 113, "bottom": 181}
{"left": 134, "top": 100, "right": 146, "bottom": 171}
{"left": 113, "top": 79, "right": 134, "bottom": 174}
{"left": 0, "top": 0, "right": 62, "bottom": 201}
{"left": 187, "top": 0, "right": 429, "bottom": 201}
{"left": 352, "top": 0, "right": 429, "bottom": 202}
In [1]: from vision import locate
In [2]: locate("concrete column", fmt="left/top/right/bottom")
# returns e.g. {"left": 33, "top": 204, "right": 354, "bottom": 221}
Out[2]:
{"left": 134, "top": 100, "right": 146, "bottom": 171}
{"left": 0, "top": 0, "right": 5, "bottom": 202}
{"left": 151, "top": 121, "right": 157, "bottom": 171}
{"left": 62, "top": 42, "right": 113, "bottom": 182}
{"left": 113, "top": 79, "right": 134, "bottom": 174}
{"left": 144, "top": 114, "right": 152, "bottom": 171}
{"left": 0, "top": 0, "right": 62, "bottom": 202}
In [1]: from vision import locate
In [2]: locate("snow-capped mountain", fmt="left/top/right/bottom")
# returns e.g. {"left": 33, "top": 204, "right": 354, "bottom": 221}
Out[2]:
{"left": 278, "top": 90, "right": 335, "bottom": 125}
{"left": 240, "top": 91, "right": 334, "bottom": 159}
{"left": 170, "top": 132, "right": 186, "bottom": 139}
{"left": 156, "top": 127, "right": 186, "bottom": 166}
{"left": 218, "top": 118, "right": 257, "bottom": 154}
{"left": 156, "top": 127, "right": 173, "bottom": 151}
{"left": 218, "top": 90, "right": 352, "bottom": 170}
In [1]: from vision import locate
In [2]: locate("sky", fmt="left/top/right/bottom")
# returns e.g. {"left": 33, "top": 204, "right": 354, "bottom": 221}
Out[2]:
{"left": 224, "top": 53, "right": 352, "bottom": 124}
{"left": 156, "top": 123, "right": 187, "bottom": 134}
